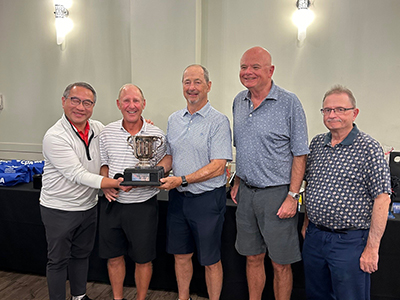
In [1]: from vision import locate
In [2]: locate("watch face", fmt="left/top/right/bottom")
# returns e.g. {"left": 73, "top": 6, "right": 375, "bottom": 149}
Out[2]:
{"left": 181, "top": 176, "right": 188, "bottom": 187}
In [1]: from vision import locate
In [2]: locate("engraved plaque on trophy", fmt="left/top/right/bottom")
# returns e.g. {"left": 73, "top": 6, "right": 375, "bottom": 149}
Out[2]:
{"left": 121, "top": 135, "right": 165, "bottom": 186}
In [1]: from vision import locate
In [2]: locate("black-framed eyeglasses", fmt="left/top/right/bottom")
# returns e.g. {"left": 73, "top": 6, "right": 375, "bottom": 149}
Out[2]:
{"left": 320, "top": 107, "right": 354, "bottom": 115}
{"left": 67, "top": 97, "right": 95, "bottom": 108}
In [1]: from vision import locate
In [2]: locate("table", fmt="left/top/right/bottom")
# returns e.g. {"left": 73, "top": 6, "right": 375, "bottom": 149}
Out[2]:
{"left": 0, "top": 183, "right": 399, "bottom": 299}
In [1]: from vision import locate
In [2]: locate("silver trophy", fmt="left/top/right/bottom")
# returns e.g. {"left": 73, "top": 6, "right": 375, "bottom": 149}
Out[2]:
{"left": 121, "top": 135, "right": 165, "bottom": 186}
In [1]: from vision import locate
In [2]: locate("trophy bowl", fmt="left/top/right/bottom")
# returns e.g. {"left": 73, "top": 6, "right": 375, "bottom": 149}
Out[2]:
{"left": 120, "top": 135, "right": 165, "bottom": 186}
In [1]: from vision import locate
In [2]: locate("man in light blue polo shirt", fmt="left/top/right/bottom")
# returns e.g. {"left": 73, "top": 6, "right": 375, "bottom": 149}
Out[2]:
{"left": 158, "top": 64, "right": 232, "bottom": 300}
{"left": 230, "top": 46, "right": 309, "bottom": 300}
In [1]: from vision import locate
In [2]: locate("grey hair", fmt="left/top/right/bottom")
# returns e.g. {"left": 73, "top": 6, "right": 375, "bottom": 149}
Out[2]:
{"left": 118, "top": 84, "right": 145, "bottom": 100}
{"left": 63, "top": 82, "right": 97, "bottom": 103}
{"left": 182, "top": 64, "right": 210, "bottom": 83}
{"left": 323, "top": 85, "right": 356, "bottom": 107}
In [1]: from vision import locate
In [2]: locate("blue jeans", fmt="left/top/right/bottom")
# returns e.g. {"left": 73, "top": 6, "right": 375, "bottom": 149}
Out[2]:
{"left": 302, "top": 222, "right": 370, "bottom": 300}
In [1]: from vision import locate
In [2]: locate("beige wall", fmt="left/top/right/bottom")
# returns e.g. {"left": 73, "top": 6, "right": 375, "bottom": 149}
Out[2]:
{"left": 1, "top": 0, "right": 399, "bottom": 160}
{"left": 0, "top": 0, "right": 132, "bottom": 159}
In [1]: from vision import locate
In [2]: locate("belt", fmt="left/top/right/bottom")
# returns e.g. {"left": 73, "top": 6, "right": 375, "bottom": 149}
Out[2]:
{"left": 315, "top": 224, "right": 358, "bottom": 234}
{"left": 179, "top": 186, "right": 225, "bottom": 198}
{"left": 244, "top": 182, "right": 265, "bottom": 189}
{"left": 181, "top": 191, "right": 202, "bottom": 198}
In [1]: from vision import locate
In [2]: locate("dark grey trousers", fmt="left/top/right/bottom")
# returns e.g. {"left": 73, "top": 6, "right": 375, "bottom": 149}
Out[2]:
{"left": 40, "top": 205, "right": 97, "bottom": 300}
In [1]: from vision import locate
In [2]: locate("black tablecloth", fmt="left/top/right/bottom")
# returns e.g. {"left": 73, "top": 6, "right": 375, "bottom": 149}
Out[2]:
{"left": 0, "top": 183, "right": 399, "bottom": 300}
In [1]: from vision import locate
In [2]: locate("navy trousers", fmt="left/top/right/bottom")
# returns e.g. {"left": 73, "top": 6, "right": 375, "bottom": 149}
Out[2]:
{"left": 302, "top": 222, "right": 370, "bottom": 300}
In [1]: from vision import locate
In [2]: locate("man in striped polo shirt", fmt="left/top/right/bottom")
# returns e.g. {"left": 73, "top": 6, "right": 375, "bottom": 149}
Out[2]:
{"left": 98, "top": 84, "right": 166, "bottom": 300}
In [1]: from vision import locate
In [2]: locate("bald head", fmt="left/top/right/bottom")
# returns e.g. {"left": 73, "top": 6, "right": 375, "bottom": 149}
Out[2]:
{"left": 241, "top": 47, "right": 272, "bottom": 66}
{"left": 239, "top": 46, "right": 274, "bottom": 92}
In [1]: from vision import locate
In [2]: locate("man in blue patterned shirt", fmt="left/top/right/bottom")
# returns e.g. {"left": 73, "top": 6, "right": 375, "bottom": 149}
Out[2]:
{"left": 158, "top": 64, "right": 232, "bottom": 300}
{"left": 302, "top": 85, "right": 391, "bottom": 300}
{"left": 231, "top": 46, "right": 309, "bottom": 300}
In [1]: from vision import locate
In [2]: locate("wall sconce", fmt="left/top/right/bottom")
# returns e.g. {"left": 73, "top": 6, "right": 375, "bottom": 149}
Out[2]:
{"left": 292, "top": 0, "right": 314, "bottom": 43}
{"left": 54, "top": 0, "right": 73, "bottom": 48}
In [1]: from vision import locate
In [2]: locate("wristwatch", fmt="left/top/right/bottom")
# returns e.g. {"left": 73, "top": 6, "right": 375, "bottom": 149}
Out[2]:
{"left": 288, "top": 191, "right": 300, "bottom": 200}
{"left": 181, "top": 175, "right": 188, "bottom": 187}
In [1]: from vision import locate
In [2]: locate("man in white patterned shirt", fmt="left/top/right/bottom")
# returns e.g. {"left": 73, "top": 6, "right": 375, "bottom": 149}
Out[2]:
{"left": 99, "top": 84, "right": 166, "bottom": 300}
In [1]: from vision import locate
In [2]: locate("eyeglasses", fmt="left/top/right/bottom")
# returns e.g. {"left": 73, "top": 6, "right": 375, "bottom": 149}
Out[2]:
{"left": 320, "top": 107, "right": 354, "bottom": 115}
{"left": 67, "top": 97, "right": 95, "bottom": 108}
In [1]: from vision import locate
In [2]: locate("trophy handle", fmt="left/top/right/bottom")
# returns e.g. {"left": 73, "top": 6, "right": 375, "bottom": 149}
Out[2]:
{"left": 153, "top": 136, "right": 164, "bottom": 154}
{"left": 127, "top": 136, "right": 136, "bottom": 155}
